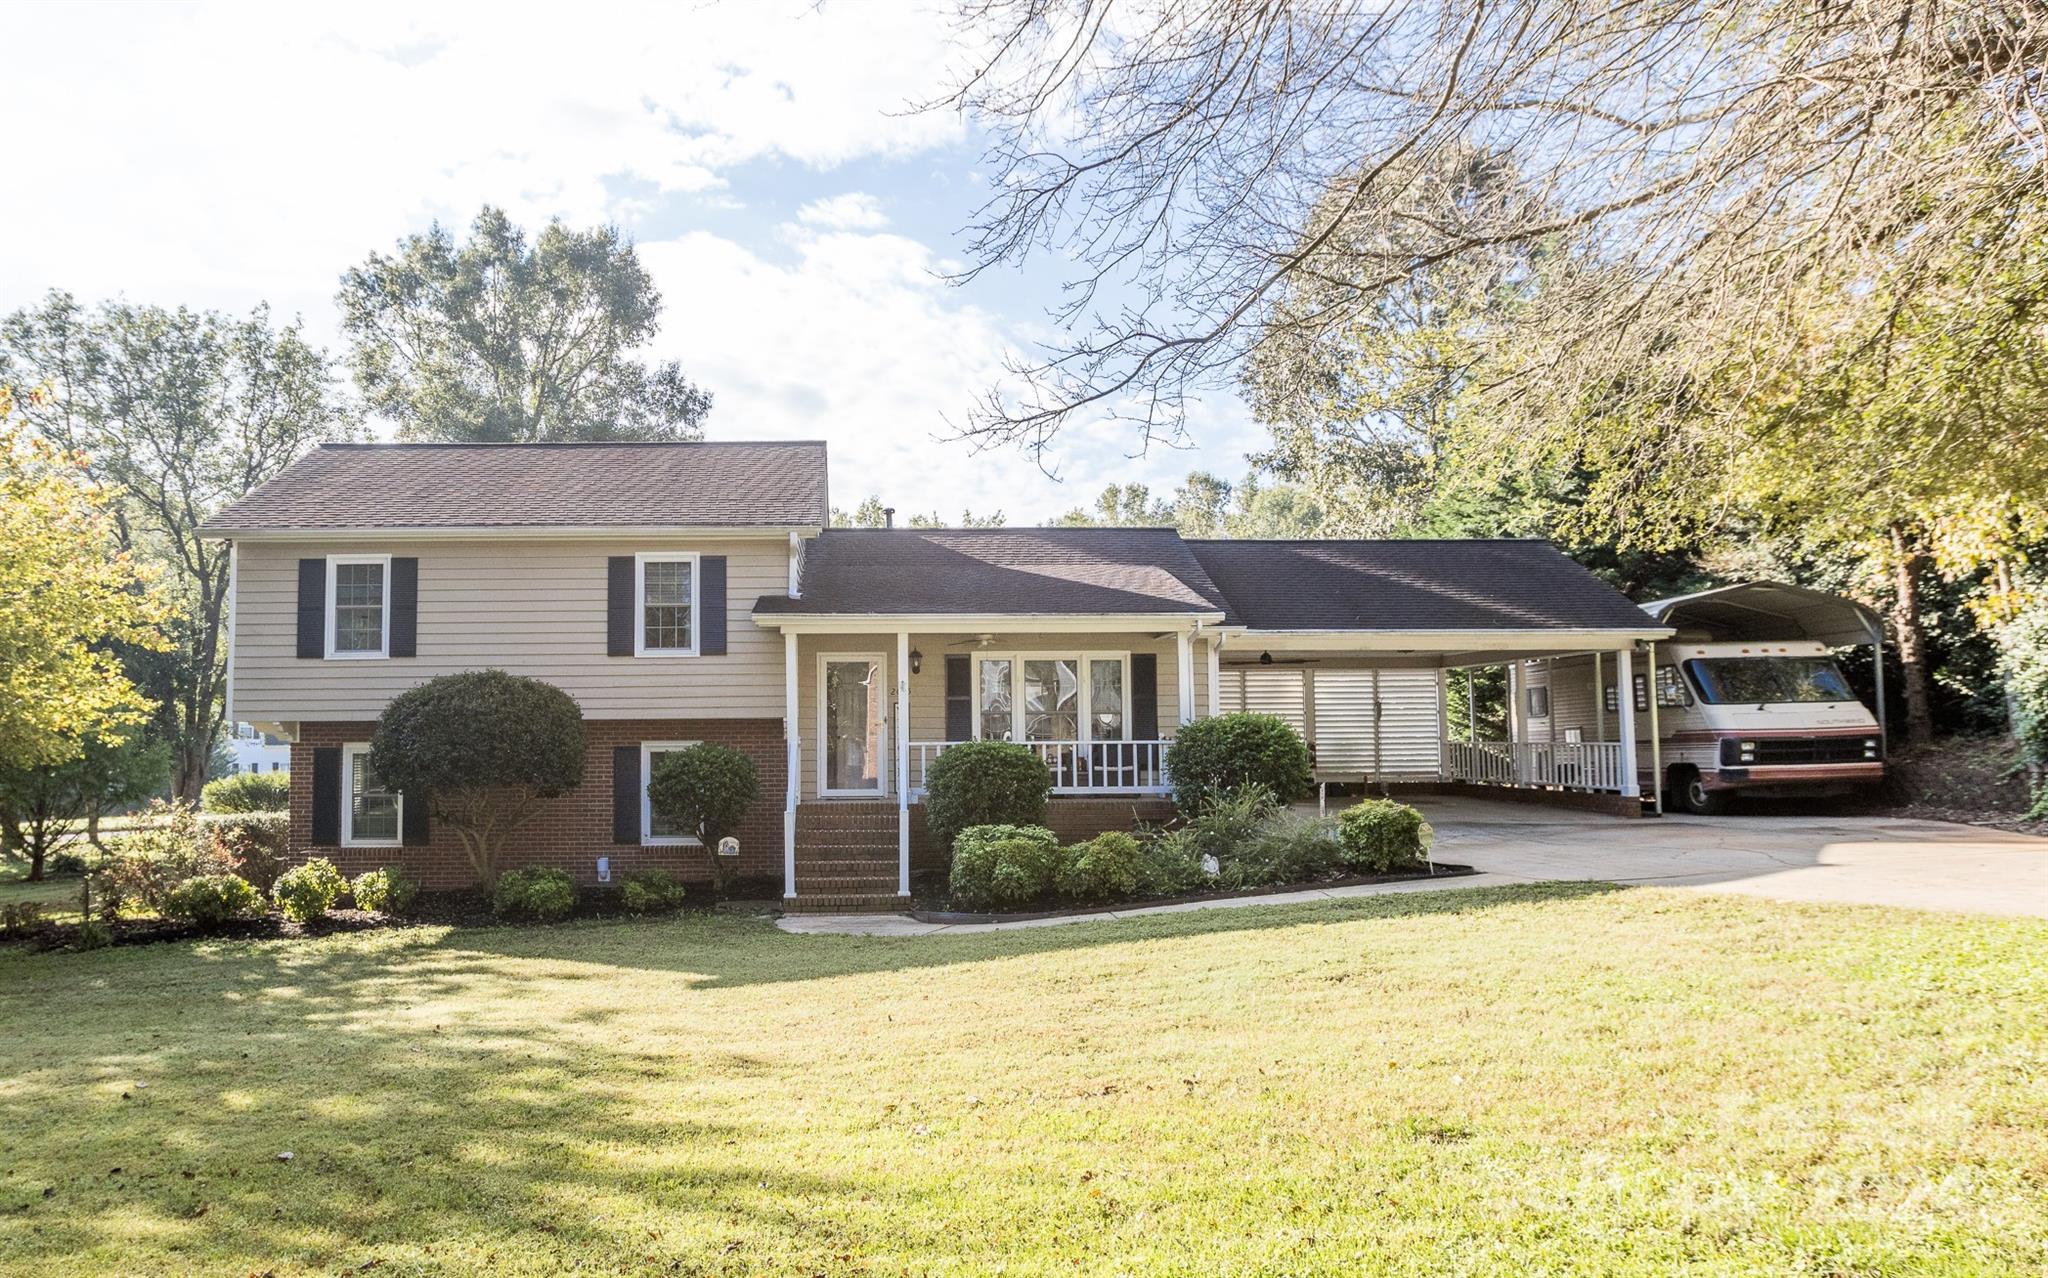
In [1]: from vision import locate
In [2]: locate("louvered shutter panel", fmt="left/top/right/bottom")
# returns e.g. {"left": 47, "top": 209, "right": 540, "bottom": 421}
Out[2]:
{"left": 400, "top": 785, "right": 430, "bottom": 846}
{"left": 1131, "top": 653, "right": 1159, "bottom": 740}
{"left": 607, "top": 556, "right": 635, "bottom": 656}
{"left": 296, "top": 559, "right": 325, "bottom": 658}
{"left": 944, "top": 655, "right": 972, "bottom": 740}
{"left": 699, "top": 555, "right": 726, "bottom": 655}
{"left": 612, "top": 746, "right": 640, "bottom": 844}
{"left": 389, "top": 557, "right": 418, "bottom": 657}
{"left": 310, "top": 746, "right": 342, "bottom": 844}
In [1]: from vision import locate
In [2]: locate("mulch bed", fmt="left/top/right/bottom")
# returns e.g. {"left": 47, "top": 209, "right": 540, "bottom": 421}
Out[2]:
{"left": 908, "top": 862, "right": 1478, "bottom": 924}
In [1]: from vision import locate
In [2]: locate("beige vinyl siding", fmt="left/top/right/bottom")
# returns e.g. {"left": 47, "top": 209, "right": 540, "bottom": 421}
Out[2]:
{"left": 232, "top": 536, "right": 791, "bottom": 721}
{"left": 794, "top": 631, "right": 1192, "bottom": 801}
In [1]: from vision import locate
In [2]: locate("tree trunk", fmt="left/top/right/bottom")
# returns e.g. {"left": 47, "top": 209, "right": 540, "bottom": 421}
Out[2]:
{"left": 1889, "top": 522, "right": 1936, "bottom": 748}
{"left": 173, "top": 733, "right": 211, "bottom": 805}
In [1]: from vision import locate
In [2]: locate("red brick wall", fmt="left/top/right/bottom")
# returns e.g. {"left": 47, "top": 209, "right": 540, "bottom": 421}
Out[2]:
{"left": 291, "top": 718, "right": 787, "bottom": 889}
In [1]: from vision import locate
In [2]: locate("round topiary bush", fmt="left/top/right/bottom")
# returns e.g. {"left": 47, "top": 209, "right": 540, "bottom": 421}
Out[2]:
{"left": 1335, "top": 799, "right": 1432, "bottom": 873}
{"left": 1163, "top": 713, "right": 1313, "bottom": 815}
{"left": 371, "top": 671, "right": 586, "bottom": 887}
{"left": 200, "top": 770, "right": 291, "bottom": 813}
{"left": 647, "top": 744, "right": 760, "bottom": 847}
{"left": 350, "top": 865, "right": 420, "bottom": 915}
{"left": 272, "top": 857, "right": 346, "bottom": 923}
{"left": 1054, "top": 830, "right": 1144, "bottom": 901}
{"left": 160, "top": 874, "right": 263, "bottom": 930}
{"left": 923, "top": 741, "right": 1052, "bottom": 856}
{"left": 492, "top": 867, "right": 578, "bottom": 921}
{"left": 947, "top": 824, "right": 1060, "bottom": 910}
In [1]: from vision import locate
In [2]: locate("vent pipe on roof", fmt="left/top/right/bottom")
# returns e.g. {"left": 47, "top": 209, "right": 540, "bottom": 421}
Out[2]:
{"left": 883, "top": 506, "right": 895, "bottom": 529}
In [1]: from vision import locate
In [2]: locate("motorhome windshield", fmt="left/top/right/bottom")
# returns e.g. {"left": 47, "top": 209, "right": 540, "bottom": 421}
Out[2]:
{"left": 1685, "top": 657, "right": 1856, "bottom": 705}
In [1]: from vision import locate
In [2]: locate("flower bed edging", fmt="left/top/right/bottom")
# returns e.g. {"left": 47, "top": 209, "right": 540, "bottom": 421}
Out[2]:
{"left": 909, "top": 862, "right": 1478, "bottom": 924}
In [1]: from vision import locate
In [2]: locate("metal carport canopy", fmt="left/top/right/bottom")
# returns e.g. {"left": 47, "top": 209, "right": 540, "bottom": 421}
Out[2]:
{"left": 1642, "top": 581, "right": 1882, "bottom": 646}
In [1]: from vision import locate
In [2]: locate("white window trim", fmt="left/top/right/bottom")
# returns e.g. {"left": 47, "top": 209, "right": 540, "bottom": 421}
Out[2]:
{"left": 325, "top": 554, "right": 391, "bottom": 660}
{"left": 969, "top": 651, "right": 1133, "bottom": 745}
{"left": 340, "top": 742, "right": 401, "bottom": 848}
{"left": 633, "top": 551, "right": 701, "bottom": 657}
{"left": 641, "top": 739, "right": 704, "bottom": 846}
{"left": 816, "top": 651, "right": 890, "bottom": 797}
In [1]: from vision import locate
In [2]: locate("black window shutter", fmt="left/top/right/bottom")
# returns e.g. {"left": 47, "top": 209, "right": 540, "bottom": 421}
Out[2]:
{"left": 310, "top": 746, "right": 342, "bottom": 844}
{"left": 401, "top": 787, "right": 429, "bottom": 846}
{"left": 612, "top": 745, "right": 640, "bottom": 844}
{"left": 607, "top": 556, "right": 635, "bottom": 656}
{"left": 945, "top": 655, "right": 972, "bottom": 741}
{"left": 1131, "top": 653, "right": 1159, "bottom": 740}
{"left": 296, "top": 559, "right": 325, "bottom": 659}
{"left": 388, "top": 557, "right": 418, "bottom": 657}
{"left": 699, "top": 555, "right": 727, "bottom": 655}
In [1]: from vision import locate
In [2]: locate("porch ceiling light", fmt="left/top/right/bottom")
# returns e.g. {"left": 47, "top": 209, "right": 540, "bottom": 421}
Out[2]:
{"left": 1259, "top": 650, "right": 1274, "bottom": 665}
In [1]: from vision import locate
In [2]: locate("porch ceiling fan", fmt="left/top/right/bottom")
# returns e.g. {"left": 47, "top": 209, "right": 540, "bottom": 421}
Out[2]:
{"left": 947, "top": 633, "right": 1000, "bottom": 649}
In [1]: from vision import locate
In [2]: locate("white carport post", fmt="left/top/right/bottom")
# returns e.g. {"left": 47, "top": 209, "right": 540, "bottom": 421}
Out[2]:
{"left": 1646, "top": 642, "right": 1665, "bottom": 814}
{"left": 1434, "top": 667, "right": 1449, "bottom": 780}
{"left": 1176, "top": 630, "right": 1195, "bottom": 725}
{"left": 783, "top": 631, "right": 798, "bottom": 899}
{"left": 1614, "top": 647, "right": 1640, "bottom": 798}
{"left": 896, "top": 629, "right": 911, "bottom": 897}
{"left": 1505, "top": 661, "right": 1522, "bottom": 782}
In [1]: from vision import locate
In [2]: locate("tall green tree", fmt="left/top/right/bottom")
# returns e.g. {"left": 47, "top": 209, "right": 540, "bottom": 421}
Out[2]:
{"left": 2, "top": 294, "right": 355, "bottom": 798}
{"left": 339, "top": 206, "right": 712, "bottom": 442}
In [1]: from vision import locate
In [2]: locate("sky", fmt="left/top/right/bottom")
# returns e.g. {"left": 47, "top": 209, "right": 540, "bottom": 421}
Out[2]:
{"left": 2, "top": 0, "right": 1268, "bottom": 522}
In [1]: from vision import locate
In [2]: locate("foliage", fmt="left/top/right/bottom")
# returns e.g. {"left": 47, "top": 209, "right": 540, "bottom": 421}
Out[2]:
{"left": 1164, "top": 715, "right": 1312, "bottom": 816}
{"left": 49, "top": 850, "right": 87, "bottom": 876}
{"left": 0, "top": 728, "right": 168, "bottom": 881}
{"left": 198, "top": 811, "right": 289, "bottom": 891}
{"left": 0, "top": 395, "right": 168, "bottom": 771}
{"left": 1336, "top": 800, "right": 1433, "bottom": 874}
{"left": 272, "top": 858, "right": 346, "bottom": 923}
{"left": 646, "top": 744, "right": 760, "bottom": 849}
{"left": 1998, "top": 607, "right": 2048, "bottom": 817}
{"left": 1, "top": 901, "right": 44, "bottom": 934}
{"left": 922, "top": 741, "right": 1052, "bottom": 856}
{"left": 832, "top": 495, "right": 1006, "bottom": 528}
{"left": 338, "top": 206, "right": 711, "bottom": 443}
{"left": 2, "top": 297, "right": 354, "bottom": 799}
{"left": 1239, "top": 810, "right": 1346, "bottom": 885}
{"left": 1054, "top": 830, "right": 1144, "bottom": 902}
{"left": 491, "top": 867, "right": 578, "bottom": 922}
{"left": 96, "top": 801, "right": 234, "bottom": 912}
{"left": 371, "top": 671, "right": 586, "bottom": 887}
{"left": 349, "top": 866, "right": 420, "bottom": 916}
{"left": 1132, "top": 829, "right": 1210, "bottom": 897}
{"left": 947, "top": 824, "right": 1060, "bottom": 910}
{"left": 159, "top": 874, "right": 261, "bottom": 929}
{"left": 620, "top": 869, "right": 687, "bottom": 915}
{"left": 200, "top": 770, "right": 289, "bottom": 813}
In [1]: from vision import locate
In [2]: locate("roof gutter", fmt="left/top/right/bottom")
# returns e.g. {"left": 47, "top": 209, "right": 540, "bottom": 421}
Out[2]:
{"left": 751, "top": 610, "right": 1229, "bottom": 634}
{"left": 200, "top": 523, "right": 825, "bottom": 542}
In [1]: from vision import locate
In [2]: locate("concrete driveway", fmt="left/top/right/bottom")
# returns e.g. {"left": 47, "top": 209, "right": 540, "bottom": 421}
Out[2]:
{"left": 1411, "top": 795, "right": 2048, "bottom": 918}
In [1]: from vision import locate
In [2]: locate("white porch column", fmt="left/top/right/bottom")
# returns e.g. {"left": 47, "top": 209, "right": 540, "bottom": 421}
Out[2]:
{"left": 1205, "top": 635, "right": 1221, "bottom": 720}
{"left": 1176, "top": 630, "right": 1195, "bottom": 725}
{"left": 896, "top": 630, "right": 911, "bottom": 897}
{"left": 1593, "top": 651, "right": 1605, "bottom": 744}
{"left": 1614, "top": 647, "right": 1640, "bottom": 797}
{"left": 783, "top": 631, "right": 798, "bottom": 899}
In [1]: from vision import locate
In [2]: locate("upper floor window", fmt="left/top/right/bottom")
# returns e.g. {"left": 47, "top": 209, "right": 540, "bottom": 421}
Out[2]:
{"left": 327, "top": 555, "right": 389, "bottom": 658}
{"left": 635, "top": 553, "right": 697, "bottom": 656}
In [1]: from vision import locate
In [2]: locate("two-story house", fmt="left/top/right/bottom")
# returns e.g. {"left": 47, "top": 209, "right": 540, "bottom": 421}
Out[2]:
{"left": 205, "top": 440, "right": 1672, "bottom": 911}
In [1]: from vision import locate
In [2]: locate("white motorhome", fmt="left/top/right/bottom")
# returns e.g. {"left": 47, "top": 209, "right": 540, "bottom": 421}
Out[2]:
{"left": 1522, "top": 582, "right": 1886, "bottom": 813}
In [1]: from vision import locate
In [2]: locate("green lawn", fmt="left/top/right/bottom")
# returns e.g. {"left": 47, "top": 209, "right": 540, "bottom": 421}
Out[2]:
{"left": 1, "top": 885, "right": 2041, "bottom": 1276}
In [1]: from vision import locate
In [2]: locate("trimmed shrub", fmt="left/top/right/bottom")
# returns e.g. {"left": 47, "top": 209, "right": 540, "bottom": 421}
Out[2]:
{"left": 371, "top": 671, "right": 586, "bottom": 887}
{"left": 923, "top": 741, "right": 1052, "bottom": 857}
{"left": 1133, "top": 829, "right": 1209, "bottom": 897}
{"left": 200, "top": 770, "right": 290, "bottom": 813}
{"left": 948, "top": 824, "right": 1060, "bottom": 910}
{"left": 160, "top": 874, "right": 262, "bottom": 929}
{"left": 1164, "top": 714, "right": 1313, "bottom": 815}
{"left": 646, "top": 743, "right": 760, "bottom": 875}
{"left": 349, "top": 866, "right": 420, "bottom": 915}
{"left": 492, "top": 867, "right": 578, "bottom": 921}
{"left": 200, "top": 811, "right": 290, "bottom": 892}
{"left": 272, "top": 857, "right": 346, "bottom": 923}
{"left": 621, "top": 869, "right": 687, "bottom": 914}
{"left": 1336, "top": 800, "right": 1432, "bottom": 873}
{"left": 1055, "top": 831, "right": 1144, "bottom": 901}
{"left": 49, "top": 850, "right": 88, "bottom": 877}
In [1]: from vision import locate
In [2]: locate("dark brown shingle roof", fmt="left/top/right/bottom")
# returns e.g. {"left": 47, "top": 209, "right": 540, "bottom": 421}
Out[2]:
{"left": 1184, "top": 539, "right": 1658, "bottom": 631}
{"left": 754, "top": 528, "right": 1234, "bottom": 618}
{"left": 204, "top": 442, "right": 828, "bottom": 532}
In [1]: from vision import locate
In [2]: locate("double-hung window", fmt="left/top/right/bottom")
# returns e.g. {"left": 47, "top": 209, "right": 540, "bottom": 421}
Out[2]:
{"left": 641, "top": 740, "right": 701, "bottom": 845}
{"left": 635, "top": 553, "right": 698, "bottom": 656}
{"left": 327, "top": 555, "right": 389, "bottom": 658}
{"left": 340, "top": 742, "right": 401, "bottom": 847}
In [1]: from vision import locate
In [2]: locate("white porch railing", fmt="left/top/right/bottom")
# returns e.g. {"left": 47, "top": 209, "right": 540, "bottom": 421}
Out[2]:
{"left": 909, "top": 739, "right": 1171, "bottom": 797}
{"left": 1443, "top": 738, "right": 1629, "bottom": 793}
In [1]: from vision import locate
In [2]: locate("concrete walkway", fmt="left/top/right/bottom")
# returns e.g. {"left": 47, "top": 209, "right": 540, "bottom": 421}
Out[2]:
{"left": 777, "top": 795, "right": 2048, "bottom": 936}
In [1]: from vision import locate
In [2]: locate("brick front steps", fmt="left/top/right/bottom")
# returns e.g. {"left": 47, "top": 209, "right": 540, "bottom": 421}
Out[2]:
{"left": 794, "top": 802, "right": 901, "bottom": 903}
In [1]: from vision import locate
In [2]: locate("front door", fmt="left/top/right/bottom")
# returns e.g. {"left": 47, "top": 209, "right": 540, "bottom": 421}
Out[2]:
{"left": 820, "top": 653, "right": 888, "bottom": 795}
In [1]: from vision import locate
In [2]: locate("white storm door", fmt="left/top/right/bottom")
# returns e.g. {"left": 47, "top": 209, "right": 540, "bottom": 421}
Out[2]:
{"left": 819, "top": 653, "right": 888, "bottom": 796}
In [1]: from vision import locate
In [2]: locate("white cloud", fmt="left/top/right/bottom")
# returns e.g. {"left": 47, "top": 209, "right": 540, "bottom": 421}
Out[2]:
{"left": 796, "top": 193, "right": 891, "bottom": 232}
